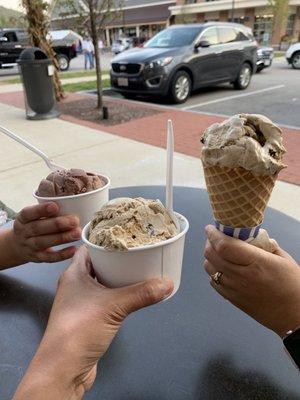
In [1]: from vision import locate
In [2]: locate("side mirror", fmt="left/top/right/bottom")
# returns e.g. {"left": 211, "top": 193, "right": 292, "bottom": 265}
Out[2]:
{"left": 0, "top": 37, "right": 8, "bottom": 43}
{"left": 195, "top": 40, "right": 210, "bottom": 49}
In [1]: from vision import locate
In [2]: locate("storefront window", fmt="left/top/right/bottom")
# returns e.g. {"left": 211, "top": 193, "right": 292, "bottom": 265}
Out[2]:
{"left": 286, "top": 14, "right": 295, "bottom": 36}
{"left": 253, "top": 15, "right": 273, "bottom": 43}
{"left": 233, "top": 17, "right": 245, "bottom": 24}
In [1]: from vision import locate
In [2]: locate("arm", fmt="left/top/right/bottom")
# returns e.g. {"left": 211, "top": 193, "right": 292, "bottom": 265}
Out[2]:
{"left": 14, "top": 247, "right": 173, "bottom": 399}
{"left": 0, "top": 202, "right": 81, "bottom": 270}
{"left": 203, "top": 225, "right": 300, "bottom": 338}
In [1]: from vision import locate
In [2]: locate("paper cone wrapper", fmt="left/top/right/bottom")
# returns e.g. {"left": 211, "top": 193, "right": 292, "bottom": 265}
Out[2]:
{"left": 202, "top": 163, "right": 278, "bottom": 237}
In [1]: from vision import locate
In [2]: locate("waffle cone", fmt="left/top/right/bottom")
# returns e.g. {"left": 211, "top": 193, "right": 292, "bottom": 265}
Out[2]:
{"left": 202, "top": 163, "right": 278, "bottom": 227}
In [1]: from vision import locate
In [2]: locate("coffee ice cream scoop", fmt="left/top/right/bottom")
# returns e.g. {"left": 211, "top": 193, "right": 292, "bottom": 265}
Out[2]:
{"left": 201, "top": 114, "right": 286, "bottom": 176}
{"left": 37, "top": 169, "right": 106, "bottom": 197}
{"left": 89, "top": 197, "right": 180, "bottom": 251}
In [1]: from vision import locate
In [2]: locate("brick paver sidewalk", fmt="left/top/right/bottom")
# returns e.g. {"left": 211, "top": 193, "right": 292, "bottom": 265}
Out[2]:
{"left": 0, "top": 90, "right": 299, "bottom": 186}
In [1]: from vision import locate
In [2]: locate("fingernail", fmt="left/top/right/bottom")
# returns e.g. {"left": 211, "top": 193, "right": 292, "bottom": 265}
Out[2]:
{"left": 71, "top": 228, "right": 81, "bottom": 240}
{"left": 46, "top": 203, "right": 57, "bottom": 213}
{"left": 69, "top": 216, "right": 79, "bottom": 228}
{"left": 205, "top": 225, "right": 214, "bottom": 238}
{"left": 158, "top": 278, "right": 173, "bottom": 299}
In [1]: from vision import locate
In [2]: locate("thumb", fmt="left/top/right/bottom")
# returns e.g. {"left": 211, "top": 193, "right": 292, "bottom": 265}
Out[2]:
{"left": 113, "top": 278, "right": 174, "bottom": 316}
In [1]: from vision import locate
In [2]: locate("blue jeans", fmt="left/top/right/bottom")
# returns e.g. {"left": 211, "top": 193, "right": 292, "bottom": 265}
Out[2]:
{"left": 84, "top": 52, "right": 94, "bottom": 69}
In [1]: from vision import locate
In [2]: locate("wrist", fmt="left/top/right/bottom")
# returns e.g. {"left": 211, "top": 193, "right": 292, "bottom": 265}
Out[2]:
{"left": 273, "top": 309, "right": 300, "bottom": 339}
{"left": 14, "top": 341, "right": 85, "bottom": 400}
{"left": 0, "top": 228, "right": 25, "bottom": 269}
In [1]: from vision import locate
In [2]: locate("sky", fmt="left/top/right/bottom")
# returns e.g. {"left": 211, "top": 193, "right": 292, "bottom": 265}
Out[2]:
{"left": 0, "top": 0, "right": 23, "bottom": 11}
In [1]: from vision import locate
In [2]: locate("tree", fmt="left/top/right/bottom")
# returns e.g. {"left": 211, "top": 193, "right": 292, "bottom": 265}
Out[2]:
{"left": 54, "top": 0, "right": 123, "bottom": 118}
{"left": 268, "top": 0, "right": 289, "bottom": 43}
{"left": 21, "top": 0, "right": 64, "bottom": 101}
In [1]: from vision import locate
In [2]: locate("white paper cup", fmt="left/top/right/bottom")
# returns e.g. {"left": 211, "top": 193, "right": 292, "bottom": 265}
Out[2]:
{"left": 33, "top": 175, "right": 110, "bottom": 227}
{"left": 82, "top": 212, "right": 189, "bottom": 298}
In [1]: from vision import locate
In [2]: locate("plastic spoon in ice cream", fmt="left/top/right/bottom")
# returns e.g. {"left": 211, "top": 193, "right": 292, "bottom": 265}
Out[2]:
{"left": 166, "top": 120, "right": 180, "bottom": 230}
{"left": 0, "top": 124, "right": 65, "bottom": 172}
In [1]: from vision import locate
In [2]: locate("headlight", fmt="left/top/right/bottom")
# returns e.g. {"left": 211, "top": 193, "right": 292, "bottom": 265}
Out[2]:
{"left": 149, "top": 57, "right": 173, "bottom": 68}
{"left": 257, "top": 49, "right": 263, "bottom": 56}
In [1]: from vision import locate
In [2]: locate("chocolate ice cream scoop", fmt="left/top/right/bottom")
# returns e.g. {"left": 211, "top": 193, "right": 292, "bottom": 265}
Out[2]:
{"left": 37, "top": 169, "right": 106, "bottom": 197}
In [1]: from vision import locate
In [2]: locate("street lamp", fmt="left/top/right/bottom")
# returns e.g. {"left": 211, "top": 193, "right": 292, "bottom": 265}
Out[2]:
{"left": 231, "top": 0, "right": 235, "bottom": 22}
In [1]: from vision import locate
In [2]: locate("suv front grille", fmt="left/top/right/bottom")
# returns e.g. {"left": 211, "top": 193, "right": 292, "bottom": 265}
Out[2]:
{"left": 112, "top": 63, "right": 142, "bottom": 74}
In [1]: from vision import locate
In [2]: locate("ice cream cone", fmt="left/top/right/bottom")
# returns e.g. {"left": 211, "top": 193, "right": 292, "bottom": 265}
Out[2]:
{"left": 202, "top": 162, "right": 278, "bottom": 228}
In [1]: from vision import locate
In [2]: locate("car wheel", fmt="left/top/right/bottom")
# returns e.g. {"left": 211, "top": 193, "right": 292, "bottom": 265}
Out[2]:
{"left": 291, "top": 52, "right": 300, "bottom": 69}
{"left": 256, "top": 65, "right": 264, "bottom": 73}
{"left": 233, "top": 63, "right": 252, "bottom": 90}
{"left": 169, "top": 70, "right": 191, "bottom": 104}
{"left": 57, "top": 54, "right": 70, "bottom": 71}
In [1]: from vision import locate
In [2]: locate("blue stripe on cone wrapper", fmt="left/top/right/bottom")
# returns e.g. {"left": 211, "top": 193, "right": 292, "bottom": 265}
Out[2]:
{"left": 215, "top": 220, "right": 261, "bottom": 241}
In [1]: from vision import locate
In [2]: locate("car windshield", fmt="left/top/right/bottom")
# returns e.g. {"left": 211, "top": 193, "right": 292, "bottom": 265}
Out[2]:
{"left": 145, "top": 27, "right": 201, "bottom": 48}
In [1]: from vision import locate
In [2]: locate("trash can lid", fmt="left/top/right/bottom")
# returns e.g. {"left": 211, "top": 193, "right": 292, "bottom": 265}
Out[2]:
{"left": 18, "top": 47, "right": 48, "bottom": 61}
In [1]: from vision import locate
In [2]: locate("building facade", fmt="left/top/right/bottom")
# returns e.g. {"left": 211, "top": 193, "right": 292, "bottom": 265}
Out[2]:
{"left": 51, "top": 0, "right": 176, "bottom": 46}
{"left": 169, "top": 0, "right": 300, "bottom": 47}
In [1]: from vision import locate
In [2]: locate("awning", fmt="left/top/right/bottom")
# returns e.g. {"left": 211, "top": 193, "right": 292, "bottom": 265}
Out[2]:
{"left": 105, "top": 4, "right": 172, "bottom": 27}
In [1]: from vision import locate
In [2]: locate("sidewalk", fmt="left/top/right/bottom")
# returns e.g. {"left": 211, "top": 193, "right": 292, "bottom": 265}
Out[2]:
{"left": 0, "top": 74, "right": 109, "bottom": 94}
{"left": 0, "top": 92, "right": 299, "bottom": 222}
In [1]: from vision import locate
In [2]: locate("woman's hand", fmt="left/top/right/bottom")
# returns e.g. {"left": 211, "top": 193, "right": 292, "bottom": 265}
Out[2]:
{"left": 14, "top": 246, "right": 173, "bottom": 400}
{"left": 204, "top": 225, "right": 300, "bottom": 338}
{"left": 0, "top": 202, "right": 81, "bottom": 269}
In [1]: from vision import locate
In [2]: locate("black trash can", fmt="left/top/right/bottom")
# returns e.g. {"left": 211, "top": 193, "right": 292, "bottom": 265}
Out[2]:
{"left": 18, "top": 47, "right": 60, "bottom": 120}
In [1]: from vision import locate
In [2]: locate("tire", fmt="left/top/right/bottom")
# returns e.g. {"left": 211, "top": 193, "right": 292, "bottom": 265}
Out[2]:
{"left": 233, "top": 63, "right": 252, "bottom": 90}
{"left": 169, "top": 70, "right": 191, "bottom": 104}
{"left": 57, "top": 54, "right": 70, "bottom": 71}
{"left": 256, "top": 65, "right": 264, "bottom": 73}
{"left": 291, "top": 52, "right": 300, "bottom": 69}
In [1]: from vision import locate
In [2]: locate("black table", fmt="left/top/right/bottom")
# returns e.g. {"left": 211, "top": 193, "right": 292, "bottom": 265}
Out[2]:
{"left": 1, "top": 187, "right": 300, "bottom": 400}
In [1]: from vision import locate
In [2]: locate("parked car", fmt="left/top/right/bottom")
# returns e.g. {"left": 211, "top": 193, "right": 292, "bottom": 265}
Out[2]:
{"left": 111, "top": 38, "right": 132, "bottom": 55}
{"left": 0, "top": 28, "right": 79, "bottom": 71}
{"left": 286, "top": 43, "right": 300, "bottom": 69}
{"left": 110, "top": 23, "right": 257, "bottom": 103}
{"left": 256, "top": 46, "right": 273, "bottom": 72}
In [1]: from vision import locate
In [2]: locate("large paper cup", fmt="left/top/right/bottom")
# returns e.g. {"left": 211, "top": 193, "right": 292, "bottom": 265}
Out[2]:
{"left": 33, "top": 175, "right": 110, "bottom": 227}
{"left": 82, "top": 212, "right": 189, "bottom": 298}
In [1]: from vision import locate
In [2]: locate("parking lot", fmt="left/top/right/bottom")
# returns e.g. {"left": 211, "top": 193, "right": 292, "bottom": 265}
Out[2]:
{"left": 107, "top": 57, "right": 300, "bottom": 129}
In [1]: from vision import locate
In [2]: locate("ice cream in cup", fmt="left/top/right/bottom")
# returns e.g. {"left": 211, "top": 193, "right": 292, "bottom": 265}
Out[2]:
{"left": 201, "top": 113, "right": 286, "bottom": 252}
{"left": 82, "top": 197, "right": 189, "bottom": 298}
{"left": 33, "top": 168, "right": 110, "bottom": 227}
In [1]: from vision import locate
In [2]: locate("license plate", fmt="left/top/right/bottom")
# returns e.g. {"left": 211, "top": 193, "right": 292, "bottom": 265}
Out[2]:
{"left": 117, "top": 78, "right": 129, "bottom": 87}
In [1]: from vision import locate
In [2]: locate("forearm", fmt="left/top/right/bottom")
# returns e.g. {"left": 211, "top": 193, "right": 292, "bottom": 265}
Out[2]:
{"left": 13, "top": 340, "right": 85, "bottom": 400}
{"left": 13, "top": 373, "right": 83, "bottom": 400}
{"left": 0, "top": 228, "right": 23, "bottom": 270}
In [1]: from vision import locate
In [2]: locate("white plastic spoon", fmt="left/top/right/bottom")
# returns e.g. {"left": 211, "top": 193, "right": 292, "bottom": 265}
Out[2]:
{"left": 166, "top": 119, "right": 180, "bottom": 230}
{"left": 0, "top": 124, "right": 65, "bottom": 172}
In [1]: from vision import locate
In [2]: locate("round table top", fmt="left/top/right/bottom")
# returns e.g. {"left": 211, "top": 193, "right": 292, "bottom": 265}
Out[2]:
{"left": 1, "top": 186, "right": 300, "bottom": 400}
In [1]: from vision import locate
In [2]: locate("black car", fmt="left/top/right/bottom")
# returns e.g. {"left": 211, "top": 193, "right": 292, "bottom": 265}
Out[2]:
{"left": 0, "top": 28, "right": 77, "bottom": 71}
{"left": 110, "top": 22, "right": 257, "bottom": 103}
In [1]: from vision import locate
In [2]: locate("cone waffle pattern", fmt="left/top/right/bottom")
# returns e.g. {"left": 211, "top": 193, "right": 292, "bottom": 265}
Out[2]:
{"left": 203, "top": 164, "right": 277, "bottom": 227}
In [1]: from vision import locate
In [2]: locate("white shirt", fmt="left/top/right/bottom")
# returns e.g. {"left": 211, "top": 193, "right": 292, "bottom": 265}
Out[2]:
{"left": 82, "top": 39, "right": 94, "bottom": 53}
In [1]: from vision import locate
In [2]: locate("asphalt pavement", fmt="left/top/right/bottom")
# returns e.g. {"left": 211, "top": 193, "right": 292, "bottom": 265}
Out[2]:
{"left": 176, "top": 58, "right": 300, "bottom": 129}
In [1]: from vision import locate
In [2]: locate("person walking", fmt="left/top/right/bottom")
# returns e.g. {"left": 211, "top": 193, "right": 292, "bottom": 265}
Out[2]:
{"left": 82, "top": 36, "right": 94, "bottom": 70}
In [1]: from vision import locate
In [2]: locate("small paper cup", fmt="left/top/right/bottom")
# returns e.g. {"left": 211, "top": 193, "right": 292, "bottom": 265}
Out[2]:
{"left": 33, "top": 175, "right": 110, "bottom": 227}
{"left": 82, "top": 212, "right": 189, "bottom": 298}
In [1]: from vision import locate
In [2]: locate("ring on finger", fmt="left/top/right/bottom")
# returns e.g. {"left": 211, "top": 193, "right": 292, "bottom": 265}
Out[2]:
{"left": 210, "top": 271, "right": 223, "bottom": 285}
